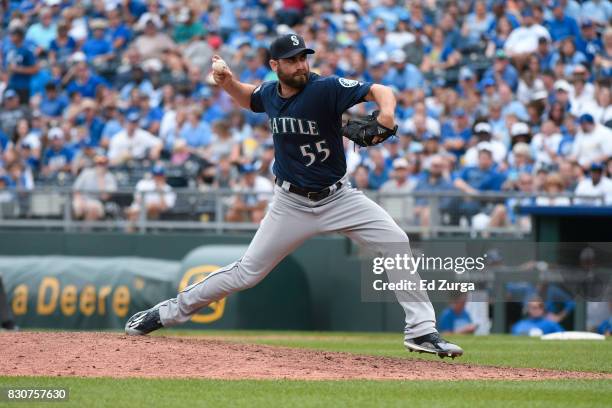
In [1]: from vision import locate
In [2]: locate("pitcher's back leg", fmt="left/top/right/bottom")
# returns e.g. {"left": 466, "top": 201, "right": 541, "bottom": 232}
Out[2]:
{"left": 155, "top": 194, "right": 318, "bottom": 327}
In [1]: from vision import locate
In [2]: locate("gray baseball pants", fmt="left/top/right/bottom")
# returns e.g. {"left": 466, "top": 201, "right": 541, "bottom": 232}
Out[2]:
{"left": 157, "top": 179, "right": 436, "bottom": 338}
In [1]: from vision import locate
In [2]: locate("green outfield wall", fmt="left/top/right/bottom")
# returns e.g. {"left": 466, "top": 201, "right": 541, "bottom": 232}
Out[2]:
{"left": 3, "top": 231, "right": 588, "bottom": 333}
{"left": 0, "top": 231, "right": 405, "bottom": 332}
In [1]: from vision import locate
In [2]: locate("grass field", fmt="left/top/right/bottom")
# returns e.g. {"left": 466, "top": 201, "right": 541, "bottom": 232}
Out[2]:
{"left": 162, "top": 330, "right": 612, "bottom": 373}
{"left": 1, "top": 331, "right": 611, "bottom": 407}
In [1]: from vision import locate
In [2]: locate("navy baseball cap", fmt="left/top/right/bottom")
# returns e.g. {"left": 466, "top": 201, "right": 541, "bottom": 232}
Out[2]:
{"left": 590, "top": 163, "right": 603, "bottom": 172}
{"left": 269, "top": 34, "right": 315, "bottom": 59}
{"left": 579, "top": 113, "right": 595, "bottom": 124}
{"left": 581, "top": 18, "right": 594, "bottom": 28}
{"left": 482, "top": 77, "right": 496, "bottom": 87}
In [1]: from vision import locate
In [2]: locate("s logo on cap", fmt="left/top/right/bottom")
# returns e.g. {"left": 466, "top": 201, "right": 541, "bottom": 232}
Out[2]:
{"left": 290, "top": 35, "right": 299, "bottom": 46}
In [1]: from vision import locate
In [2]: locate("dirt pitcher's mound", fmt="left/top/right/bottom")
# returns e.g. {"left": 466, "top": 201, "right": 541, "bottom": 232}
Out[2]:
{"left": 1, "top": 332, "right": 610, "bottom": 381}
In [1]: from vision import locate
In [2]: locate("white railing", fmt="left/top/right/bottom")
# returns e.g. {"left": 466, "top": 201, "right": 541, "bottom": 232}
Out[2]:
{"left": 0, "top": 187, "right": 605, "bottom": 237}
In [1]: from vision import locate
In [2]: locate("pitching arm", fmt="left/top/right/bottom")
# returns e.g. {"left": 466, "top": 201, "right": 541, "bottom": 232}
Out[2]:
{"left": 211, "top": 55, "right": 257, "bottom": 110}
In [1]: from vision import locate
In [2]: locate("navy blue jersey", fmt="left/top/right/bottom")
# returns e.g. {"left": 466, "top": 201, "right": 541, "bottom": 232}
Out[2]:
{"left": 251, "top": 73, "right": 372, "bottom": 190}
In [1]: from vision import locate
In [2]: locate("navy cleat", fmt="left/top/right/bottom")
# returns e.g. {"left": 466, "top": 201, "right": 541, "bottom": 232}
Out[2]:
{"left": 125, "top": 308, "right": 163, "bottom": 336}
{"left": 404, "top": 332, "right": 463, "bottom": 359}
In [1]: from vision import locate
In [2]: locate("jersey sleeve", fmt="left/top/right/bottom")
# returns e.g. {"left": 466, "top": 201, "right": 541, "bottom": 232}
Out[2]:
{"left": 249, "top": 82, "right": 268, "bottom": 113}
{"left": 329, "top": 76, "right": 373, "bottom": 115}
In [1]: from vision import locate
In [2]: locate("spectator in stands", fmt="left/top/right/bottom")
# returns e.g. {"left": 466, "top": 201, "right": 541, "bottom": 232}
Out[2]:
{"left": 536, "top": 173, "right": 571, "bottom": 206}
{"left": 6, "top": 162, "right": 34, "bottom": 191}
{"left": 581, "top": 1, "right": 612, "bottom": 28}
{"left": 550, "top": 36, "right": 588, "bottom": 78}
{"left": 531, "top": 120, "right": 563, "bottom": 167}
{"left": 569, "top": 65, "right": 595, "bottom": 116}
{"left": 82, "top": 19, "right": 114, "bottom": 69}
{"left": 490, "top": 172, "right": 535, "bottom": 231}
{"left": 464, "top": 122, "right": 507, "bottom": 167}
{"left": 225, "top": 164, "right": 272, "bottom": 223}
{"left": 76, "top": 99, "right": 104, "bottom": 146}
{"left": 367, "top": 148, "right": 389, "bottom": 190}
{"left": 41, "top": 127, "right": 73, "bottom": 177}
{"left": 510, "top": 122, "right": 533, "bottom": 149}
{"left": 351, "top": 165, "right": 371, "bottom": 190}
{"left": 126, "top": 165, "right": 176, "bottom": 228}
{"left": 454, "top": 148, "right": 506, "bottom": 222}
{"left": 439, "top": 293, "right": 477, "bottom": 335}
{"left": 587, "top": 86, "right": 612, "bottom": 126}
{"left": 546, "top": 1, "right": 581, "bottom": 43}
{"left": 48, "top": 20, "right": 76, "bottom": 68}
{"left": 593, "top": 27, "right": 612, "bottom": 79}
{"left": 421, "top": 133, "right": 446, "bottom": 166}
{"left": 486, "top": 15, "right": 513, "bottom": 56}
{"left": 131, "top": 15, "right": 175, "bottom": 62}
{"left": 71, "top": 139, "right": 100, "bottom": 176}
{"left": 6, "top": 26, "right": 39, "bottom": 104}
{"left": 119, "top": 66, "right": 154, "bottom": 102}
{"left": 504, "top": 8, "right": 551, "bottom": 64}
{"left": 64, "top": 53, "right": 107, "bottom": 98}
{"left": 133, "top": 93, "right": 163, "bottom": 136}
{"left": 440, "top": 108, "right": 471, "bottom": 158}
{"left": 380, "top": 158, "right": 416, "bottom": 223}
{"left": 72, "top": 155, "right": 117, "bottom": 221}
{"left": 571, "top": 113, "right": 612, "bottom": 168}
{"left": 413, "top": 155, "right": 456, "bottom": 227}
{"left": 420, "top": 27, "right": 461, "bottom": 76}
{"left": 173, "top": 7, "right": 205, "bottom": 44}
{"left": 454, "top": 148, "right": 505, "bottom": 195}
{"left": 25, "top": 7, "right": 56, "bottom": 53}
{"left": 385, "top": 49, "right": 423, "bottom": 92}
{"left": 506, "top": 143, "right": 534, "bottom": 183}
{"left": 576, "top": 19, "right": 603, "bottom": 67}
{"left": 511, "top": 296, "right": 564, "bottom": 336}
{"left": 107, "top": 112, "right": 162, "bottom": 166}
{"left": 209, "top": 120, "right": 236, "bottom": 162}
{"left": 0, "top": 176, "right": 13, "bottom": 203}
{"left": 239, "top": 50, "right": 269, "bottom": 84}
{"left": 37, "top": 82, "right": 69, "bottom": 118}
{"left": 462, "top": 1, "right": 494, "bottom": 47}
{"left": 179, "top": 107, "right": 212, "bottom": 151}
{"left": 106, "top": 6, "right": 132, "bottom": 51}
{"left": 575, "top": 162, "right": 612, "bottom": 205}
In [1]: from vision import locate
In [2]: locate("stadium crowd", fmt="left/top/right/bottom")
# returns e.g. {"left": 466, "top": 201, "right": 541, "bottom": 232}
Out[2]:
{"left": 0, "top": 0, "right": 611, "bottom": 227}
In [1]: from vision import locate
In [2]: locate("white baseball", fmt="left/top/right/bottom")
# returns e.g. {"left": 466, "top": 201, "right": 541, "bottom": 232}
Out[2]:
{"left": 212, "top": 60, "right": 227, "bottom": 73}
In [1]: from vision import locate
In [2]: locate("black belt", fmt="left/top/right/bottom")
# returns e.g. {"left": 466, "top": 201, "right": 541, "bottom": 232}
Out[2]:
{"left": 275, "top": 178, "right": 343, "bottom": 201}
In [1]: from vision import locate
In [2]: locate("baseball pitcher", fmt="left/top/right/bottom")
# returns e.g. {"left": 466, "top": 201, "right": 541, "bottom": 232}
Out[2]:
{"left": 126, "top": 34, "right": 463, "bottom": 358}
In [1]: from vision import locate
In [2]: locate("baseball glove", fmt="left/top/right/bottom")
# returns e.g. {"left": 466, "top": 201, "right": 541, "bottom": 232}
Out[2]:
{"left": 342, "top": 110, "right": 398, "bottom": 147}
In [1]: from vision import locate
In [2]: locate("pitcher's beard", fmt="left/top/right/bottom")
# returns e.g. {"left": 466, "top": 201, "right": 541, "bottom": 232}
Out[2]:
{"left": 278, "top": 70, "right": 308, "bottom": 89}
